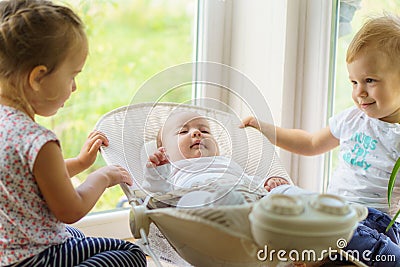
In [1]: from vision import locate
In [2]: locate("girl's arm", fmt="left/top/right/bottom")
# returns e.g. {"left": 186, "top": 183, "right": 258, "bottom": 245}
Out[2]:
{"left": 34, "top": 141, "right": 132, "bottom": 224}
{"left": 65, "top": 131, "right": 109, "bottom": 177}
{"left": 241, "top": 117, "right": 339, "bottom": 156}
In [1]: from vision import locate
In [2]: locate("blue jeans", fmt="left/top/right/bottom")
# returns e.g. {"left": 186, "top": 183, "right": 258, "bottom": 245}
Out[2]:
{"left": 344, "top": 207, "right": 400, "bottom": 267}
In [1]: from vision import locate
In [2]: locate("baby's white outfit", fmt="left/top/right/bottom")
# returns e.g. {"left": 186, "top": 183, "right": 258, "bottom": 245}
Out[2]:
{"left": 142, "top": 156, "right": 296, "bottom": 207}
{"left": 328, "top": 106, "right": 400, "bottom": 217}
{"left": 143, "top": 156, "right": 251, "bottom": 191}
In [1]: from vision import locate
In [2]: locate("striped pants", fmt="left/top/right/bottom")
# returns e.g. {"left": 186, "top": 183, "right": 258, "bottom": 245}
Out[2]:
{"left": 8, "top": 226, "right": 147, "bottom": 267}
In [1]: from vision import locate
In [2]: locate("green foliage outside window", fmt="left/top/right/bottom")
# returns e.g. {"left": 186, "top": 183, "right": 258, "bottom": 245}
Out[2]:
{"left": 37, "top": 0, "right": 195, "bottom": 212}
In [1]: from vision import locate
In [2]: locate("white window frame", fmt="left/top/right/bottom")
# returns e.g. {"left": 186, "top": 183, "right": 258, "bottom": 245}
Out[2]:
{"left": 280, "top": 0, "right": 338, "bottom": 192}
{"left": 200, "top": 0, "right": 337, "bottom": 192}
{"left": 72, "top": 0, "right": 338, "bottom": 239}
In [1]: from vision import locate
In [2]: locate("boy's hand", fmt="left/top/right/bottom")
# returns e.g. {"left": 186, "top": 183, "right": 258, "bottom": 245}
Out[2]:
{"left": 264, "top": 177, "right": 289, "bottom": 192}
{"left": 147, "top": 147, "right": 170, "bottom": 167}
{"left": 77, "top": 131, "right": 109, "bottom": 169}
{"left": 240, "top": 116, "right": 261, "bottom": 130}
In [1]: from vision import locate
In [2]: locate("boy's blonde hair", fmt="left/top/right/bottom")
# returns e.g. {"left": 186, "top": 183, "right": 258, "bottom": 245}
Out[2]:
{"left": 346, "top": 14, "right": 400, "bottom": 64}
{"left": 0, "top": 0, "right": 86, "bottom": 113}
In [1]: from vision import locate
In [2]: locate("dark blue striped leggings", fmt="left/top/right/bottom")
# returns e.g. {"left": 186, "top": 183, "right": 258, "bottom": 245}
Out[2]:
{"left": 8, "top": 226, "right": 147, "bottom": 267}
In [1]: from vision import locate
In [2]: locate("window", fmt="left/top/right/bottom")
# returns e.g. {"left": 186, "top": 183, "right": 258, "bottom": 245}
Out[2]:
{"left": 195, "top": 0, "right": 337, "bottom": 193}
{"left": 38, "top": 0, "right": 198, "bottom": 214}
{"left": 329, "top": 0, "right": 400, "bottom": 187}
{"left": 63, "top": 0, "right": 400, "bottom": 238}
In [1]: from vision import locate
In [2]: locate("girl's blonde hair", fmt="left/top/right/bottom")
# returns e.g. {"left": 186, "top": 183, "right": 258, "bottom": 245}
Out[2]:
{"left": 0, "top": 0, "right": 86, "bottom": 113}
{"left": 346, "top": 14, "right": 400, "bottom": 64}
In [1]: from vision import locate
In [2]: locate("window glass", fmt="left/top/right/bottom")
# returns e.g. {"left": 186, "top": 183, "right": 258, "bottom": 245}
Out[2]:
{"left": 37, "top": 0, "right": 197, "bottom": 212}
{"left": 331, "top": 0, "right": 400, "bottom": 173}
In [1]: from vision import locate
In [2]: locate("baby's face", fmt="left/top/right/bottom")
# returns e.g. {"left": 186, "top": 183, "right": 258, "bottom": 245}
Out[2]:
{"left": 161, "top": 112, "right": 219, "bottom": 162}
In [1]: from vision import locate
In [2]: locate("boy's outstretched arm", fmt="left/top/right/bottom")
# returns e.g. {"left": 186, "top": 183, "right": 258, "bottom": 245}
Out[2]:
{"left": 275, "top": 126, "right": 339, "bottom": 156}
{"left": 241, "top": 117, "right": 339, "bottom": 156}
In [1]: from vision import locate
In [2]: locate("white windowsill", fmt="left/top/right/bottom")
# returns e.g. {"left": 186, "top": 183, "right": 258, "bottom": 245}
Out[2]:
{"left": 70, "top": 208, "right": 132, "bottom": 239}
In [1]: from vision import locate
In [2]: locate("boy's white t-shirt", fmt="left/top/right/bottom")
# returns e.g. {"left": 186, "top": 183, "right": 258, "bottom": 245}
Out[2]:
{"left": 328, "top": 106, "right": 400, "bottom": 217}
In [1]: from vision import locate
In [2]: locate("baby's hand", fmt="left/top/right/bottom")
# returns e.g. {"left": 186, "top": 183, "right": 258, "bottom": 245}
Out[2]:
{"left": 240, "top": 116, "right": 260, "bottom": 130}
{"left": 77, "top": 131, "right": 109, "bottom": 169}
{"left": 147, "top": 147, "right": 169, "bottom": 167}
{"left": 264, "top": 177, "right": 289, "bottom": 192}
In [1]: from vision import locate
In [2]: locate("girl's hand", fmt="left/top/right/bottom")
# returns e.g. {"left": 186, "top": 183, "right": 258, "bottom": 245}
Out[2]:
{"left": 264, "top": 177, "right": 289, "bottom": 192}
{"left": 77, "top": 131, "right": 109, "bottom": 169}
{"left": 147, "top": 147, "right": 169, "bottom": 167}
{"left": 93, "top": 165, "right": 133, "bottom": 187}
{"left": 240, "top": 116, "right": 261, "bottom": 130}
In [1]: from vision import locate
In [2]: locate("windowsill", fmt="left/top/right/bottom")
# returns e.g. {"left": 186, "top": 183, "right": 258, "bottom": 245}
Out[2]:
{"left": 70, "top": 208, "right": 132, "bottom": 239}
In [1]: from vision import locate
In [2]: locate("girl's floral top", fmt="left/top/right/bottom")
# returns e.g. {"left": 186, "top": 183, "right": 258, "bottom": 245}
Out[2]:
{"left": 0, "top": 105, "right": 70, "bottom": 265}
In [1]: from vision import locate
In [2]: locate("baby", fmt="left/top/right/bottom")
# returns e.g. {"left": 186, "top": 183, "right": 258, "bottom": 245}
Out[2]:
{"left": 142, "top": 110, "right": 292, "bottom": 207}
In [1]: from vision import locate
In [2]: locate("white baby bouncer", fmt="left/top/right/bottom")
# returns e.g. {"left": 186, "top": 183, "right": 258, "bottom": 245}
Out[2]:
{"left": 95, "top": 63, "right": 368, "bottom": 267}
